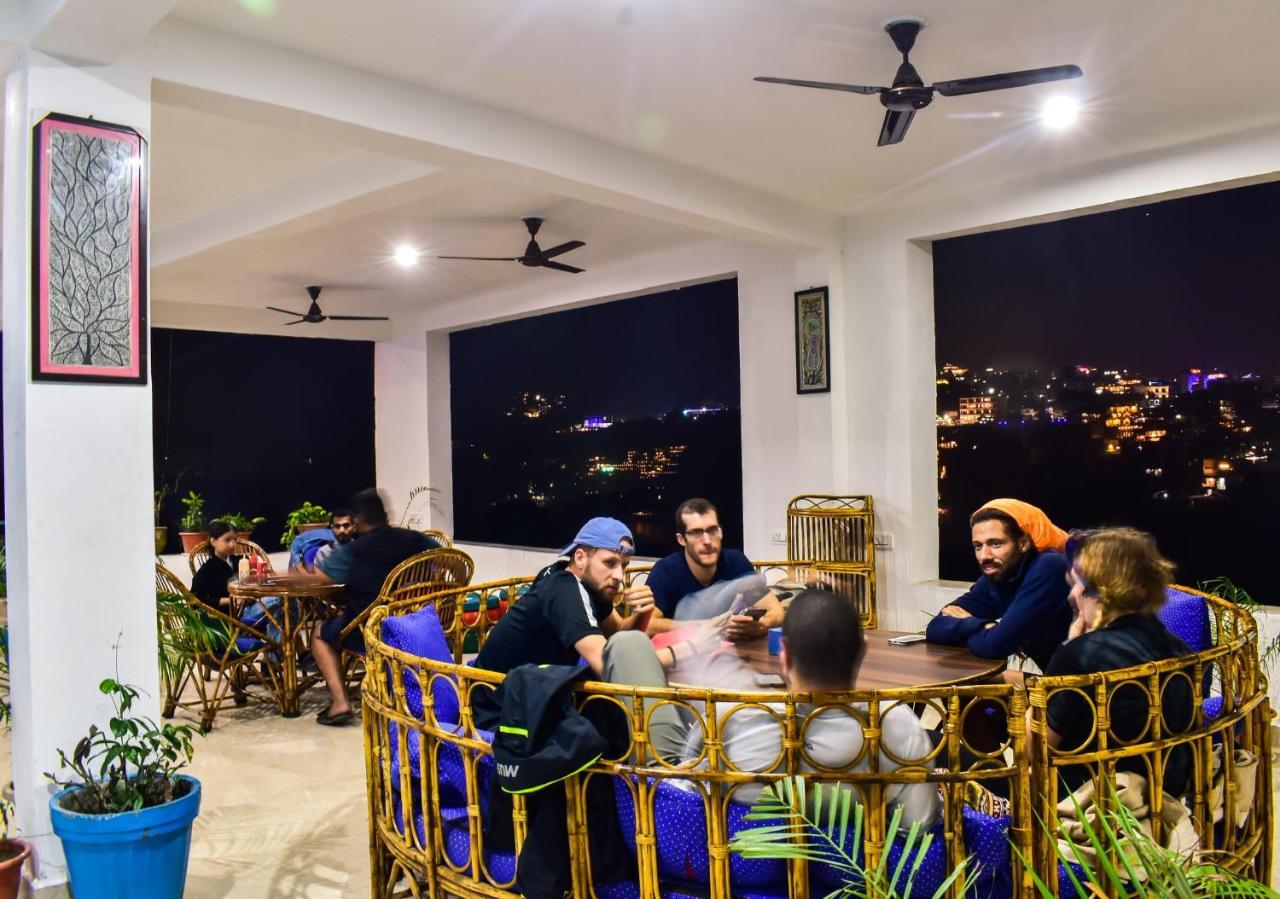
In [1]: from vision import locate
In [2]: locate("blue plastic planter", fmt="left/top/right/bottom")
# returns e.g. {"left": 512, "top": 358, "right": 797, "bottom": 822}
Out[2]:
{"left": 49, "top": 775, "right": 201, "bottom": 899}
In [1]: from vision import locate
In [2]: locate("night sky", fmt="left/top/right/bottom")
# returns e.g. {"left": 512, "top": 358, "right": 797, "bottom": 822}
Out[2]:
{"left": 450, "top": 278, "right": 741, "bottom": 425}
{"left": 934, "top": 179, "right": 1280, "bottom": 374}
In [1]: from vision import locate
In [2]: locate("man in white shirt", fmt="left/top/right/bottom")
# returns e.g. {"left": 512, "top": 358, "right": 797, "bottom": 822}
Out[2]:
{"left": 678, "top": 588, "right": 939, "bottom": 827}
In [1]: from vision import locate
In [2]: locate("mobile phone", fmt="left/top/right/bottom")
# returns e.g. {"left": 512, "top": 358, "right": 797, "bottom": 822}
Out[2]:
{"left": 754, "top": 673, "right": 785, "bottom": 687}
{"left": 888, "top": 633, "right": 927, "bottom": 646}
{"left": 742, "top": 607, "right": 767, "bottom": 621}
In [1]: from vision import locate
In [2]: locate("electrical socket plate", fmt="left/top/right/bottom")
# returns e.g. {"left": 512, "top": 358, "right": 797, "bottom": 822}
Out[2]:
{"left": 874, "top": 533, "right": 894, "bottom": 550}
{"left": 769, "top": 529, "right": 786, "bottom": 544}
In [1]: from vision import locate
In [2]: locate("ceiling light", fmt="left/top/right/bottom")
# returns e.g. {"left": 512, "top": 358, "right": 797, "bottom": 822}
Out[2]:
{"left": 393, "top": 245, "right": 420, "bottom": 267}
{"left": 1041, "top": 96, "right": 1079, "bottom": 130}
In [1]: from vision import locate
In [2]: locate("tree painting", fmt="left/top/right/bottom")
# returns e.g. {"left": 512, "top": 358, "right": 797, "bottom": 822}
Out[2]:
{"left": 46, "top": 129, "right": 135, "bottom": 368}
{"left": 795, "top": 288, "right": 830, "bottom": 393}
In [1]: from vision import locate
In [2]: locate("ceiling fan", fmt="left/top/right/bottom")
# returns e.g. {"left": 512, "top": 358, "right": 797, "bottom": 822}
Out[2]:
{"left": 265, "top": 285, "right": 389, "bottom": 325}
{"left": 438, "top": 217, "right": 587, "bottom": 273}
{"left": 755, "top": 17, "right": 1082, "bottom": 146}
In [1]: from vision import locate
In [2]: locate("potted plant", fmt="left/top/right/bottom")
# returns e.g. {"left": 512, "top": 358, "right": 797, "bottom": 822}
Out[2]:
{"left": 218, "top": 512, "right": 266, "bottom": 542}
{"left": 280, "top": 501, "right": 329, "bottom": 549}
{"left": 0, "top": 795, "right": 30, "bottom": 899}
{"left": 177, "top": 491, "right": 208, "bottom": 553}
{"left": 47, "top": 675, "right": 201, "bottom": 899}
{"left": 153, "top": 490, "right": 168, "bottom": 555}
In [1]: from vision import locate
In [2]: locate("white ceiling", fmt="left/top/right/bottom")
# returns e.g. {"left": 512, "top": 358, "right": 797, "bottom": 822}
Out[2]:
{"left": 170, "top": 0, "right": 1280, "bottom": 213}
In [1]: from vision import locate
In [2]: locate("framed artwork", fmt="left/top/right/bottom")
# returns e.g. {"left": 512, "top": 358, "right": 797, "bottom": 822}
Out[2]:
{"left": 31, "top": 112, "right": 148, "bottom": 384}
{"left": 794, "top": 286, "right": 830, "bottom": 394}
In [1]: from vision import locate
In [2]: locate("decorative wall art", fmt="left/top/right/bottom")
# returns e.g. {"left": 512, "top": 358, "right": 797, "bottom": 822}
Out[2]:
{"left": 31, "top": 113, "right": 147, "bottom": 384}
{"left": 794, "top": 286, "right": 830, "bottom": 394}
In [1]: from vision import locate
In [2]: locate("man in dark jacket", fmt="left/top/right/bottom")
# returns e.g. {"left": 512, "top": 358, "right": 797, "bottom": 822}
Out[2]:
{"left": 925, "top": 505, "right": 1071, "bottom": 674}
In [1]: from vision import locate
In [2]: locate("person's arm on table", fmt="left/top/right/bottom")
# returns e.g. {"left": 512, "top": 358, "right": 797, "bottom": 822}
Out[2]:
{"left": 723, "top": 591, "right": 785, "bottom": 642}
{"left": 923, "top": 591, "right": 991, "bottom": 645}
{"left": 963, "top": 559, "right": 1067, "bottom": 660}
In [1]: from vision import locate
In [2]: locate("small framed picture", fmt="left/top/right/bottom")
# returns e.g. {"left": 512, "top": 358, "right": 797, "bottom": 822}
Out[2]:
{"left": 31, "top": 112, "right": 148, "bottom": 384}
{"left": 794, "top": 286, "right": 830, "bottom": 394}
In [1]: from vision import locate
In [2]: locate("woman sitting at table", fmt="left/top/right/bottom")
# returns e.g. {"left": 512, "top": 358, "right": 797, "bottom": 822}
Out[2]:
{"left": 1038, "top": 527, "right": 1194, "bottom": 796}
{"left": 190, "top": 520, "right": 239, "bottom": 612}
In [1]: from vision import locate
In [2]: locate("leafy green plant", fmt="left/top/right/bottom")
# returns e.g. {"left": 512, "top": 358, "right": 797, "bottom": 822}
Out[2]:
{"left": 178, "top": 491, "right": 206, "bottom": 533}
{"left": 217, "top": 512, "right": 266, "bottom": 535}
{"left": 1199, "top": 577, "right": 1280, "bottom": 674}
{"left": 46, "top": 672, "right": 199, "bottom": 814}
{"left": 280, "top": 501, "right": 329, "bottom": 549}
{"left": 0, "top": 793, "right": 20, "bottom": 860}
{"left": 1015, "top": 779, "right": 1279, "bottom": 899}
{"left": 156, "top": 591, "right": 228, "bottom": 691}
{"left": 729, "top": 777, "right": 975, "bottom": 898}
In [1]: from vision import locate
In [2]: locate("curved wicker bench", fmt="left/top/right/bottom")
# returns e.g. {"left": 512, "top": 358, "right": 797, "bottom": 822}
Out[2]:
{"left": 362, "top": 580, "right": 1271, "bottom": 898}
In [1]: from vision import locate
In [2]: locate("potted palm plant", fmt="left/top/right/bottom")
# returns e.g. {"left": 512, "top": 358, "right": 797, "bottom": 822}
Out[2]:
{"left": 46, "top": 675, "right": 201, "bottom": 899}
{"left": 153, "top": 489, "right": 169, "bottom": 555}
{"left": 280, "top": 501, "right": 329, "bottom": 549}
{"left": 218, "top": 512, "right": 266, "bottom": 542}
{"left": 177, "top": 491, "right": 208, "bottom": 553}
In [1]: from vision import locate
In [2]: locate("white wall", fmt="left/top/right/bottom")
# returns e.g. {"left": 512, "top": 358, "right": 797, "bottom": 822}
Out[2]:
{"left": 376, "top": 237, "right": 845, "bottom": 580}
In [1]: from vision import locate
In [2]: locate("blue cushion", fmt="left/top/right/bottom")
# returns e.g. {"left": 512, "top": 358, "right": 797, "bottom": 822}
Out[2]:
{"left": 1159, "top": 588, "right": 1211, "bottom": 653}
{"left": 381, "top": 604, "right": 459, "bottom": 724}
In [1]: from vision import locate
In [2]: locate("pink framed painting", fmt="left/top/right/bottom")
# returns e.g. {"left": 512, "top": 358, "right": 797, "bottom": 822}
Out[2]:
{"left": 32, "top": 113, "right": 147, "bottom": 384}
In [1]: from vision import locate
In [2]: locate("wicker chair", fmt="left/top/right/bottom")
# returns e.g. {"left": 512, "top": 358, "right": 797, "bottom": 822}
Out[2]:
{"left": 186, "top": 538, "right": 273, "bottom": 577}
{"left": 786, "top": 495, "right": 878, "bottom": 626}
{"left": 422, "top": 528, "right": 453, "bottom": 548}
{"left": 339, "top": 546, "right": 475, "bottom": 686}
{"left": 155, "top": 562, "right": 274, "bottom": 731}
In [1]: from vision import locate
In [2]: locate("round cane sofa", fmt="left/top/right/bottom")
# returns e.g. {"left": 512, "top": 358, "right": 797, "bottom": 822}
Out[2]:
{"left": 361, "top": 573, "right": 1272, "bottom": 899}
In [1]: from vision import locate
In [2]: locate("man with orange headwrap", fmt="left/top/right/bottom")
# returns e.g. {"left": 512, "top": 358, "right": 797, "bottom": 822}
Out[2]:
{"left": 924, "top": 500, "right": 1071, "bottom": 673}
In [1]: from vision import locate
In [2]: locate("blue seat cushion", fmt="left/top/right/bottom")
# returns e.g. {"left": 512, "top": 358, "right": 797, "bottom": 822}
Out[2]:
{"left": 1159, "top": 588, "right": 1211, "bottom": 653}
{"left": 381, "top": 604, "right": 459, "bottom": 724}
{"left": 388, "top": 721, "right": 494, "bottom": 809}
{"left": 389, "top": 794, "right": 516, "bottom": 885}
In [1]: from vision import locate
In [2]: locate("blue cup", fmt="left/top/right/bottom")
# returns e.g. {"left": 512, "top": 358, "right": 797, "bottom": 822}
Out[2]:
{"left": 767, "top": 626, "right": 783, "bottom": 655}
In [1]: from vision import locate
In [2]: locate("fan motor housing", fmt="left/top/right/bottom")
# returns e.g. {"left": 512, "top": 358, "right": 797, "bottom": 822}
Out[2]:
{"left": 881, "top": 86, "right": 933, "bottom": 111}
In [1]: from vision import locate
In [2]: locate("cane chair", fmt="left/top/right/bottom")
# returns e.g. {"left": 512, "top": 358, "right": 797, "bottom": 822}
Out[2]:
{"left": 187, "top": 537, "right": 273, "bottom": 577}
{"left": 340, "top": 547, "right": 475, "bottom": 688}
{"left": 155, "top": 562, "right": 274, "bottom": 731}
{"left": 422, "top": 529, "right": 453, "bottom": 548}
{"left": 786, "top": 495, "right": 878, "bottom": 626}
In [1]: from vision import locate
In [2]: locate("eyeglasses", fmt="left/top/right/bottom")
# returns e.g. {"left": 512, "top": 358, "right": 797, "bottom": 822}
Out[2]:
{"left": 682, "top": 526, "right": 722, "bottom": 540}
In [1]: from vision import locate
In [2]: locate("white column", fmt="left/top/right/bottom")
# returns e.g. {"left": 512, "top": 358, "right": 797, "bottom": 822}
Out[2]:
{"left": 2, "top": 52, "right": 157, "bottom": 889}
{"left": 374, "top": 333, "right": 433, "bottom": 525}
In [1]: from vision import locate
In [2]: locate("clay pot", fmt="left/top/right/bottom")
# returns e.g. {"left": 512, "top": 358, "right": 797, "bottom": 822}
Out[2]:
{"left": 295, "top": 523, "right": 328, "bottom": 535}
{"left": 179, "top": 531, "right": 209, "bottom": 553}
{"left": 154, "top": 526, "right": 167, "bottom": 555}
{"left": 0, "top": 839, "right": 31, "bottom": 899}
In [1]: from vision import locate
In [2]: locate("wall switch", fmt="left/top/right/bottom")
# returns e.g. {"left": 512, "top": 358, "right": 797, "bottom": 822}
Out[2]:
{"left": 769, "top": 529, "right": 786, "bottom": 545}
{"left": 874, "top": 533, "right": 894, "bottom": 550}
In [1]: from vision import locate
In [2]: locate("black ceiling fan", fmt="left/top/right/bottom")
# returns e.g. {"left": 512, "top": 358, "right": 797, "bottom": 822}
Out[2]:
{"left": 755, "top": 17, "right": 1082, "bottom": 146}
{"left": 438, "top": 217, "right": 586, "bottom": 273}
{"left": 265, "top": 285, "right": 389, "bottom": 325}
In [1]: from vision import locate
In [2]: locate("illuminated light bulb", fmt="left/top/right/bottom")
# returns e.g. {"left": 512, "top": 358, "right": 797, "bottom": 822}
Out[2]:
{"left": 1041, "top": 96, "right": 1079, "bottom": 130}
{"left": 393, "top": 245, "right": 420, "bottom": 267}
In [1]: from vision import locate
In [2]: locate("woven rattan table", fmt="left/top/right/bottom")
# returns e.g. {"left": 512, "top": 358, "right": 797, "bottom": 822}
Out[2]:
{"left": 227, "top": 579, "right": 345, "bottom": 717}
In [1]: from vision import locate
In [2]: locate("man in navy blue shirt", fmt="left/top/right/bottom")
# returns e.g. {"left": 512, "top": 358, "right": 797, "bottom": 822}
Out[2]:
{"left": 645, "top": 498, "right": 785, "bottom": 641}
{"left": 924, "top": 505, "right": 1071, "bottom": 674}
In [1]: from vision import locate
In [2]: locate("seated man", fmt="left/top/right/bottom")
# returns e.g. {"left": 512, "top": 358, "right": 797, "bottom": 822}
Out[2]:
{"left": 925, "top": 501, "right": 1071, "bottom": 674}
{"left": 644, "top": 497, "right": 784, "bottom": 642}
{"left": 311, "top": 507, "right": 355, "bottom": 571}
{"left": 671, "top": 588, "right": 939, "bottom": 825}
{"left": 290, "top": 488, "right": 439, "bottom": 725}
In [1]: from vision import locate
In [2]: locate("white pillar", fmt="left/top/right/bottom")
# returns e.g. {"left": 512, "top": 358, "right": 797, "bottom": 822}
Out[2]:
{"left": 2, "top": 52, "right": 157, "bottom": 889}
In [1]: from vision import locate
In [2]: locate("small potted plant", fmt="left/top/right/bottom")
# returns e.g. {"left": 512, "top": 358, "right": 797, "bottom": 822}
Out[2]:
{"left": 177, "top": 491, "right": 208, "bottom": 553}
{"left": 153, "top": 489, "right": 169, "bottom": 555}
{"left": 218, "top": 512, "right": 266, "bottom": 542}
{"left": 47, "top": 675, "right": 201, "bottom": 899}
{"left": 0, "top": 795, "right": 31, "bottom": 899}
{"left": 280, "top": 501, "right": 329, "bottom": 549}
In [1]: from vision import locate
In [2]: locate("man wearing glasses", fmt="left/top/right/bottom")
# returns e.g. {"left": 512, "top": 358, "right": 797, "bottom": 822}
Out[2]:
{"left": 644, "top": 497, "right": 785, "bottom": 641}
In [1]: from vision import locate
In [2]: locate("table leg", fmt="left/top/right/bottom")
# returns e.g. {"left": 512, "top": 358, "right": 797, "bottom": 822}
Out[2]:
{"left": 280, "top": 596, "right": 300, "bottom": 718}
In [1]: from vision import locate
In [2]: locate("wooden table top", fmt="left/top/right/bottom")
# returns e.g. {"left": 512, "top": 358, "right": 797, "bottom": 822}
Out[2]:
{"left": 674, "top": 629, "right": 1004, "bottom": 691}
{"left": 227, "top": 579, "right": 345, "bottom": 601}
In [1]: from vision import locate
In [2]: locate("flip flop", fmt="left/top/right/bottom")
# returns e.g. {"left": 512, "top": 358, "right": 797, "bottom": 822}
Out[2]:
{"left": 316, "top": 709, "right": 354, "bottom": 727}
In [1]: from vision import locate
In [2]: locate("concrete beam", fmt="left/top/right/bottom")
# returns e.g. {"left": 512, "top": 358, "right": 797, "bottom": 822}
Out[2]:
{"left": 26, "top": 0, "right": 181, "bottom": 64}
{"left": 136, "top": 20, "right": 840, "bottom": 251}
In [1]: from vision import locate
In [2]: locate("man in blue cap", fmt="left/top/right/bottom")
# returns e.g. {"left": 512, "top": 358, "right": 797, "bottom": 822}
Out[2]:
{"left": 471, "top": 517, "right": 719, "bottom": 754}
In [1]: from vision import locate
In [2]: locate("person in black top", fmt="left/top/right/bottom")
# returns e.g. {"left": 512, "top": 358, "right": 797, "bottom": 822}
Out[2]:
{"left": 472, "top": 517, "right": 720, "bottom": 733}
{"left": 189, "top": 520, "right": 240, "bottom": 612}
{"left": 287, "top": 488, "right": 438, "bottom": 725}
{"left": 1039, "top": 527, "right": 1193, "bottom": 796}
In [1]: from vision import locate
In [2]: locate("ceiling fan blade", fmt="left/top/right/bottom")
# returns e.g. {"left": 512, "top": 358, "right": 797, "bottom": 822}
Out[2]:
{"left": 539, "top": 240, "right": 585, "bottom": 259}
{"left": 438, "top": 255, "right": 521, "bottom": 262}
{"left": 266, "top": 306, "right": 306, "bottom": 316}
{"left": 540, "top": 260, "right": 584, "bottom": 274}
{"left": 326, "top": 315, "right": 391, "bottom": 321}
{"left": 284, "top": 319, "right": 308, "bottom": 326}
{"left": 932, "top": 65, "right": 1082, "bottom": 97}
{"left": 755, "top": 76, "right": 884, "bottom": 95}
{"left": 877, "top": 109, "right": 916, "bottom": 146}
